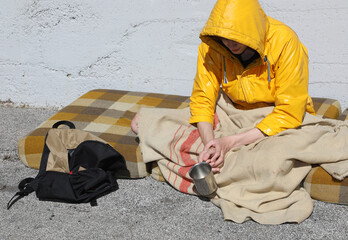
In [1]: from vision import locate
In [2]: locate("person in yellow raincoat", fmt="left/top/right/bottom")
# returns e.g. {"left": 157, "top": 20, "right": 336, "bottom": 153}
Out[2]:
{"left": 190, "top": 0, "right": 316, "bottom": 172}
{"left": 132, "top": 0, "right": 315, "bottom": 173}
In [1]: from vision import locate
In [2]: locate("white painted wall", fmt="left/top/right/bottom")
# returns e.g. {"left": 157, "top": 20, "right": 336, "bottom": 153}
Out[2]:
{"left": 1, "top": 0, "right": 347, "bottom": 110}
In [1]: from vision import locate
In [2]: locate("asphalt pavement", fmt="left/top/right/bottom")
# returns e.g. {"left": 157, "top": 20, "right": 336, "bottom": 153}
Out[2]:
{"left": 0, "top": 104, "right": 347, "bottom": 240}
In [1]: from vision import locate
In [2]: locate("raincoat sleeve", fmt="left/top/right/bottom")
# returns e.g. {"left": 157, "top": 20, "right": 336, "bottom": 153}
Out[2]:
{"left": 189, "top": 43, "right": 223, "bottom": 125}
{"left": 256, "top": 34, "right": 309, "bottom": 136}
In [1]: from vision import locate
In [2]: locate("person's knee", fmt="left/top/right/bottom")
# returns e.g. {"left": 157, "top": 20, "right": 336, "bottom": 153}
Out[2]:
{"left": 131, "top": 113, "right": 139, "bottom": 134}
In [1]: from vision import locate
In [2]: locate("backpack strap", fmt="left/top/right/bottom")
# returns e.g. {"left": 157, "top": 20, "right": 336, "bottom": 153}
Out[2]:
{"left": 52, "top": 120, "right": 76, "bottom": 129}
{"left": 7, "top": 178, "right": 36, "bottom": 210}
{"left": 90, "top": 199, "right": 98, "bottom": 207}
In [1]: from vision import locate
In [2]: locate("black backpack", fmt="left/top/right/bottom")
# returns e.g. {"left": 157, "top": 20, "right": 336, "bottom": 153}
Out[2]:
{"left": 8, "top": 121, "right": 129, "bottom": 209}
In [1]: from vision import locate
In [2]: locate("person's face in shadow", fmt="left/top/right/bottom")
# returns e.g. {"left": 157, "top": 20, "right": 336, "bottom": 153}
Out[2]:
{"left": 221, "top": 38, "right": 247, "bottom": 55}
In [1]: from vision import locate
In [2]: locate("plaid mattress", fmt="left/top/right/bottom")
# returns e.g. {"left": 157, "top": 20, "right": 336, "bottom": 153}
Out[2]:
{"left": 17, "top": 89, "right": 348, "bottom": 204}
{"left": 338, "top": 108, "right": 348, "bottom": 121}
{"left": 18, "top": 89, "right": 190, "bottom": 178}
{"left": 304, "top": 166, "right": 348, "bottom": 204}
{"left": 303, "top": 102, "right": 348, "bottom": 205}
{"left": 312, "top": 97, "right": 342, "bottom": 119}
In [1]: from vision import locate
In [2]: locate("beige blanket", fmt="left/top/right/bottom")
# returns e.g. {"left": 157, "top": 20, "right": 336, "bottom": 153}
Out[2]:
{"left": 138, "top": 92, "right": 348, "bottom": 224}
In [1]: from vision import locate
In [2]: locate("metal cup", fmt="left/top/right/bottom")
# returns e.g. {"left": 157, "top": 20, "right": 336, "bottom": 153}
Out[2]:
{"left": 189, "top": 162, "right": 217, "bottom": 196}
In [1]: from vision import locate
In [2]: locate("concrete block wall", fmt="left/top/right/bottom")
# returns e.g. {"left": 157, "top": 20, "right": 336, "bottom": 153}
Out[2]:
{"left": 1, "top": 0, "right": 347, "bottom": 110}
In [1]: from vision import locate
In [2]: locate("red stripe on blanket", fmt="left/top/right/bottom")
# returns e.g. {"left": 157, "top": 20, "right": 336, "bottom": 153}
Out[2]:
{"left": 213, "top": 113, "right": 219, "bottom": 130}
{"left": 178, "top": 128, "right": 200, "bottom": 192}
{"left": 180, "top": 128, "right": 200, "bottom": 166}
{"left": 178, "top": 167, "right": 192, "bottom": 193}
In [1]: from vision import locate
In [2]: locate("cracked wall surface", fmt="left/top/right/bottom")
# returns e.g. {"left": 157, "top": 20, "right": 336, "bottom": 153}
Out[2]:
{"left": 0, "top": 0, "right": 347, "bottom": 110}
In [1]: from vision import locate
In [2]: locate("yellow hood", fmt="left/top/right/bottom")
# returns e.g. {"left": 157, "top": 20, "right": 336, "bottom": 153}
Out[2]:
{"left": 189, "top": 0, "right": 315, "bottom": 136}
{"left": 200, "top": 0, "right": 269, "bottom": 60}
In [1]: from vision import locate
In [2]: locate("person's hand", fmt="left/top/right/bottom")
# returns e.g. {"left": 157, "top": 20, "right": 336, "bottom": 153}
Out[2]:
{"left": 198, "top": 136, "right": 234, "bottom": 173}
{"left": 198, "top": 146, "right": 223, "bottom": 173}
{"left": 198, "top": 146, "right": 219, "bottom": 163}
{"left": 197, "top": 128, "right": 265, "bottom": 173}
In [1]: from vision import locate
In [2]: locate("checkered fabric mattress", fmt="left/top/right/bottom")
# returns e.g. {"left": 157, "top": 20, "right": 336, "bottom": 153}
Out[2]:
{"left": 18, "top": 89, "right": 190, "bottom": 178}
{"left": 18, "top": 89, "right": 348, "bottom": 205}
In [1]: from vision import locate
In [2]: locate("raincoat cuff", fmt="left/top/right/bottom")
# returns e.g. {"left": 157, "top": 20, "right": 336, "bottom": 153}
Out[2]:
{"left": 189, "top": 115, "right": 214, "bottom": 126}
{"left": 255, "top": 122, "right": 278, "bottom": 136}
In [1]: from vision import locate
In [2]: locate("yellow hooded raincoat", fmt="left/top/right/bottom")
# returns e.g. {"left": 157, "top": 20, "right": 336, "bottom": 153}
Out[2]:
{"left": 189, "top": 0, "right": 315, "bottom": 136}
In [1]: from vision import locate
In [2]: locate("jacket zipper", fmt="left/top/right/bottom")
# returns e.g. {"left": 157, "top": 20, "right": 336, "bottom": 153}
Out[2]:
{"left": 223, "top": 56, "right": 251, "bottom": 102}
